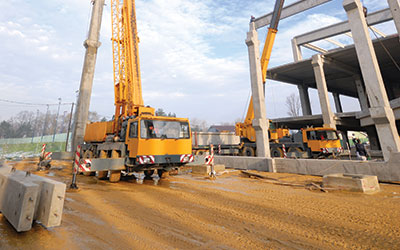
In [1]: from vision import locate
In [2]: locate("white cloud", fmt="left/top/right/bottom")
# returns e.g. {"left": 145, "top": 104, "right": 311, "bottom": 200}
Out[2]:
{"left": 0, "top": 0, "right": 377, "bottom": 123}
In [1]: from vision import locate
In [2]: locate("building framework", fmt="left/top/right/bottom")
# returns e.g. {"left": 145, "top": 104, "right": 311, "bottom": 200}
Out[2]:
{"left": 247, "top": 0, "right": 400, "bottom": 161}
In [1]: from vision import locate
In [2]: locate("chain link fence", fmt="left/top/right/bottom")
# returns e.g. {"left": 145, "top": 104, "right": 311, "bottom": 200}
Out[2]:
{"left": 0, "top": 133, "right": 71, "bottom": 159}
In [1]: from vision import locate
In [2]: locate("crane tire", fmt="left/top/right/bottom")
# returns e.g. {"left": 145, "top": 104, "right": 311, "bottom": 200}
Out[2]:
{"left": 109, "top": 170, "right": 121, "bottom": 183}
{"left": 270, "top": 147, "right": 284, "bottom": 158}
{"left": 241, "top": 146, "right": 255, "bottom": 157}
{"left": 97, "top": 171, "right": 108, "bottom": 180}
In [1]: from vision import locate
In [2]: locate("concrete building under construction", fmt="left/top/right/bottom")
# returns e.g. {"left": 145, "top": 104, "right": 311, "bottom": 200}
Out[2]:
{"left": 249, "top": 0, "right": 400, "bottom": 161}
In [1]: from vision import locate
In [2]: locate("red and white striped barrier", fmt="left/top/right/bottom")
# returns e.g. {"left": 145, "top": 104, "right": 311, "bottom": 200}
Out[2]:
{"left": 73, "top": 145, "right": 81, "bottom": 174}
{"left": 180, "top": 154, "right": 194, "bottom": 163}
{"left": 73, "top": 145, "right": 92, "bottom": 173}
{"left": 41, "top": 144, "right": 46, "bottom": 158}
{"left": 80, "top": 159, "right": 92, "bottom": 172}
{"left": 282, "top": 144, "right": 287, "bottom": 158}
{"left": 137, "top": 155, "right": 155, "bottom": 164}
{"left": 204, "top": 155, "right": 214, "bottom": 166}
{"left": 44, "top": 152, "right": 52, "bottom": 160}
{"left": 205, "top": 144, "right": 215, "bottom": 166}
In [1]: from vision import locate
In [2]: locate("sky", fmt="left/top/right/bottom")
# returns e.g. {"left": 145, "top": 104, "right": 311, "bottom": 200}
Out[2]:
{"left": 0, "top": 0, "right": 396, "bottom": 125}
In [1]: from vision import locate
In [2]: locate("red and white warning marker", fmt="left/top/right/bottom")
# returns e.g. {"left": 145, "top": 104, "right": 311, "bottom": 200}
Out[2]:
{"left": 73, "top": 145, "right": 91, "bottom": 173}
{"left": 38, "top": 143, "right": 52, "bottom": 169}
{"left": 282, "top": 144, "right": 287, "bottom": 158}
{"left": 205, "top": 144, "right": 216, "bottom": 178}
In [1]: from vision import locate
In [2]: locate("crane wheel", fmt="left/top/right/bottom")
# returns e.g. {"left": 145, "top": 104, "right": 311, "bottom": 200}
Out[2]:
{"left": 109, "top": 170, "right": 121, "bottom": 183}
{"left": 97, "top": 171, "right": 108, "bottom": 180}
{"left": 158, "top": 169, "right": 168, "bottom": 178}
{"left": 288, "top": 147, "right": 304, "bottom": 158}
{"left": 144, "top": 170, "right": 154, "bottom": 179}
{"left": 241, "top": 146, "right": 255, "bottom": 157}
{"left": 270, "top": 147, "right": 284, "bottom": 158}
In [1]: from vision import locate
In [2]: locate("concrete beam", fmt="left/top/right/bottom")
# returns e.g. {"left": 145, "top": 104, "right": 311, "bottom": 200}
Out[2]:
{"left": 324, "top": 38, "right": 345, "bottom": 48}
{"left": 246, "top": 22, "right": 270, "bottom": 157}
{"left": 298, "top": 85, "right": 312, "bottom": 115}
{"left": 333, "top": 93, "right": 343, "bottom": 113}
{"left": 344, "top": 0, "right": 400, "bottom": 161}
{"left": 312, "top": 54, "right": 336, "bottom": 129}
{"left": 303, "top": 43, "right": 328, "bottom": 54}
{"left": 72, "top": 0, "right": 105, "bottom": 152}
{"left": 369, "top": 26, "right": 386, "bottom": 38}
{"left": 254, "top": 0, "right": 332, "bottom": 29}
{"left": 295, "top": 8, "right": 393, "bottom": 45}
{"left": 387, "top": 0, "right": 400, "bottom": 39}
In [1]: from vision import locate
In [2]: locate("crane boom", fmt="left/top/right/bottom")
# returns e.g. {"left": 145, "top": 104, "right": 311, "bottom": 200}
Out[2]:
{"left": 111, "top": 0, "right": 143, "bottom": 132}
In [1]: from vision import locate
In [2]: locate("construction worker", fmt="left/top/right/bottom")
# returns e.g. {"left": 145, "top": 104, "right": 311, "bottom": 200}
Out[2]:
{"left": 355, "top": 139, "right": 368, "bottom": 161}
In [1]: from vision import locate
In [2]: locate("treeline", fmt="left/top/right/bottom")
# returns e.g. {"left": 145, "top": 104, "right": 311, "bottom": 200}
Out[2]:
{"left": 0, "top": 110, "right": 103, "bottom": 139}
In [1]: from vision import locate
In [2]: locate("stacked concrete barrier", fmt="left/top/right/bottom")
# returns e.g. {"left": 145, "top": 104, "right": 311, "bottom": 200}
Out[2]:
{"left": 0, "top": 165, "right": 66, "bottom": 232}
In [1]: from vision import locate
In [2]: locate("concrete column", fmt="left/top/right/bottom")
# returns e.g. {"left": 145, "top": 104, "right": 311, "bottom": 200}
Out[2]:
{"left": 297, "top": 85, "right": 312, "bottom": 115}
{"left": 291, "top": 38, "right": 303, "bottom": 62}
{"left": 246, "top": 21, "right": 270, "bottom": 158}
{"left": 387, "top": 0, "right": 400, "bottom": 40}
{"left": 311, "top": 54, "right": 336, "bottom": 129}
{"left": 333, "top": 92, "right": 343, "bottom": 113}
{"left": 354, "top": 75, "right": 369, "bottom": 111}
{"left": 344, "top": 0, "right": 400, "bottom": 161}
{"left": 71, "top": 0, "right": 105, "bottom": 152}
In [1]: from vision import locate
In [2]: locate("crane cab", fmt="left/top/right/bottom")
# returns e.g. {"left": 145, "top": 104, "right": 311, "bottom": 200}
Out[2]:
{"left": 125, "top": 115, "right": 193, "bottom": 166}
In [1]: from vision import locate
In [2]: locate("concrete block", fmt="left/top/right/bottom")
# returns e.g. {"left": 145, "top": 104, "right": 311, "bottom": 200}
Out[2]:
{"left": 8, "top": 171, "right": 66, "bottom": 228}
{"left": 52, "top": 151, "right": 74, "bottom": 160}
{"left": 191, "top": 164, "right": 225, "bottom": 175}
{"left": 0, "top": 175, "right": 39, "bottom": 232}
{"left": 34, "top": 177, "right": 66, "bottom": 228}
{"left": 188, "top": 155, "right": 206, "bottom": 166}
{"left": 0, "top": 166, "right": 66, "bottom": 231}
{"left": 323, "top": 173, "right": 380, "bottom": 193}
{"left": 215, "top": 156, "right": 270, "bottom": 171}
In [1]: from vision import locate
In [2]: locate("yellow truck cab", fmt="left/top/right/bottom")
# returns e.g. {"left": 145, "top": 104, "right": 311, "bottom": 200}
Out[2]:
{"left": 301, "top": 127, "right": 343, "bottom": 157}
{"left": 124, "top": 116, "right": 193, "bottom": 165}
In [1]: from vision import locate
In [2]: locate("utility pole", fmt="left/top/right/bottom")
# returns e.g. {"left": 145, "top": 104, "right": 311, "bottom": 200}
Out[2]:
{"left": 53, "top": 98, "right": 62, "bottom": 142}
{"left": 71, "top": 0, "right": 105, "bottom": 151}
{"left": 65, "top": 102, "right": 75, "bottom": 152}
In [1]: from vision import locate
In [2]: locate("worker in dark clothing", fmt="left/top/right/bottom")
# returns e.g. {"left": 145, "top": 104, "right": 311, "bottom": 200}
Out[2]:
{"left": 355, "top": 139, "right": 368, "bottom": 161}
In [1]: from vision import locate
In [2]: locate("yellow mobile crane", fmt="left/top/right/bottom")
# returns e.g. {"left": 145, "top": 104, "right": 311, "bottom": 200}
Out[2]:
{"left": 80, "top": 0, "right": 193, "bottom": 182}
{"left": 236, "top": 0, "right": 342, "bottom": 158}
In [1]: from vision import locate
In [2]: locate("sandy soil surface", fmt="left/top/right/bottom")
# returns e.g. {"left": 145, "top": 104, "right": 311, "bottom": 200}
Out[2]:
{"left": 1, "top": 159, "right": 400, "bottom": 249}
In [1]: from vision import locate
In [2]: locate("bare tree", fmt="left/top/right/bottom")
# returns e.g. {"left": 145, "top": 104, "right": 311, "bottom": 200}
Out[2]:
{"left": 286, "top": 93, "right": 301, "bottom": 117}
{"left": 190, "top": 118, "right": 208, "bottom": 132}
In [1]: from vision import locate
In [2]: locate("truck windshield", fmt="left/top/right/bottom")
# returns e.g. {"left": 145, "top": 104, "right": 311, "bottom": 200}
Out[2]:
{"left": 140, "top": 120, "right": 190, "bottom": 139}
{"left": 316, "top": 130, "right": 338, "bottom": 140}
{"left": 307, "top": 130, "right": 338, "bottom": 140}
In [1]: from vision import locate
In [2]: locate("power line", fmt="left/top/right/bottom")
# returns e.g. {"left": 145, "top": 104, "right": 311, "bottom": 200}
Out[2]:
{"left": 0, "top": 98, "right": 73, "bottom": 107}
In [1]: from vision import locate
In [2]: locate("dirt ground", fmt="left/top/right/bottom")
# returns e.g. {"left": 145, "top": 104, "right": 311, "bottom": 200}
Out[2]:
{"left": 1, "top": 159, "right": 400, "bottom": 250}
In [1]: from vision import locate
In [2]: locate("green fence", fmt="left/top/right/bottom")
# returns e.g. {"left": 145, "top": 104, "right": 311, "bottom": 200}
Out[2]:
{"left": 0, "top": 133, "right": 71, "bottom": 159}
